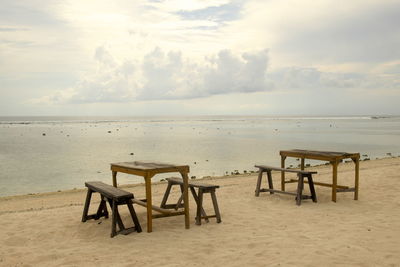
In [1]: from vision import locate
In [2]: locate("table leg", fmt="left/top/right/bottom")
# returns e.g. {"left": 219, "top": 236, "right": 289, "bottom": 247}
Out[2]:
{"left": 281, "top": 156, "right": 286, "bottom": 191}
{"left": 112, "top": 171, "right": 117, "bottom": 187}
{"left": 300, "top": 158, "right": 305, "bottom": 170}
{"left": 181, "top": 172, "right": 190, "bottom": 229}
{"left": 145, "top": 174, "right": 153, "bottom": 233}
{"left": 354, "top": 157, "right": 359, "bottom": 200}
{"left": 332, "top": 161, "right": 338, "bottom": 202}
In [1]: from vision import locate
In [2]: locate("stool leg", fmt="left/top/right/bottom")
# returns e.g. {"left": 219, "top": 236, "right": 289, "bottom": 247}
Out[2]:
{"left": 210, "top": 189, "right": 222, "bottom": 223}
{"left": 127, "top": 199, "right": 142, "bottom": 233}
{"left": 196, "top": 188, "right": 204, "bottom": 225}
{"left": 255, "top": 170, "right": 263, "bottom": 196}
{"left": 307, "top": 174, "right": 317, "bottom": 202}
{"left": 190, "top": 187, "right": 209, "bottom": 223}
{"left": 296, "top": 174, "right": 304, "bottom": 206}
{"left": 160, "top": 181, "right": 173, "bottom": 208}
{"left": 266, "top": 170, "right": 274, "bottom": 194}
{"left": 81, "top": 188, "right": 93, "bottom": 222}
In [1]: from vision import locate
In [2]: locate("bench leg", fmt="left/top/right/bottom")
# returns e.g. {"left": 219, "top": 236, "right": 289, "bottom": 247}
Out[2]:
{"left": 160, "top": 181, "right": 173, "bottom": 208}
{"left": 95, "top": 196, "right": 109, "bottom": 219}
{"left": 127, "top": 200, "right": 142, "bottom": 233}
{"left": 307, "top": 174, "right": 317, "bottom": 203}
{"left": 210, "top": 190, "right": 222, "bottom": 223}
{"left": 108, "top": 199, "right": 126, "bottom": 237}
{"left": 190, "top": 187, "right": 209, "bottom": 223}
{"left": 111, "top": 199, "right": 117, "bottom": 237}
{"left": 115, "top": 208, "right": 126, "bottom": 233}
{"left": 81, "top": 188, "right": 93, "bottom": 222}
{"left": 195, "top": 188, "right": 204, "bottom": 225}
{"left": 174, "top": 184, "right": 185, "bottom": 210}
{"left": 255, "top": 170, "right": 263, "bottom": 196}
{"left": 266, "top": 170, "right": 274, "bottom": 194}
{"left": 296, "top": 174, "right": 304, "bottom": 206}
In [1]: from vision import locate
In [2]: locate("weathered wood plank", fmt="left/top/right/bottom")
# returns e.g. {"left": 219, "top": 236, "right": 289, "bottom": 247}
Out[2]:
{"left": 131, "top": 198, "right": 174, "bottom": 214}
{"left": 260, "top": 188, "right": 297, "bottom": 196}
{"left": 287, "top": 179, "right": 349, "bottom": 189}
{"left": 166, "top": 177, "right": 219, "bottom": 189}
{"left": 280, "top": 149, "right": 360, "bottom": 161}
{"left": 111, "top": 161, "right": 189, "bottom": 175}
{"left": 336, "top": 188, "right": 356, "bottom": 193}
{"left": 85, "top": 181, "right": 133, "bottom": 200}
{"left": 255, "top": 165, "right": 317, "bottom": 175}
{"left": 152, "top": 211, "right": 186, "bottom": 219}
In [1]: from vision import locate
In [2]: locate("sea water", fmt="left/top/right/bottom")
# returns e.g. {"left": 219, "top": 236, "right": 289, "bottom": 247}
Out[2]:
{"left": 0, "top": 116, "right": 399, "bottom": 197}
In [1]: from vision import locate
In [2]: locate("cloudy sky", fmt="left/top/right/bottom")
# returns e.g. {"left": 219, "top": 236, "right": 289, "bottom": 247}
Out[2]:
{"left": 1, "top": 0, "right": 399, "bottom": 116}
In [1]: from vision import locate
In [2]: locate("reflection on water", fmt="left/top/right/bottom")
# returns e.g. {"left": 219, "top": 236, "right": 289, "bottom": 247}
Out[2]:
{"left": 0, "top": 116, "right": 399, "bottom": 196}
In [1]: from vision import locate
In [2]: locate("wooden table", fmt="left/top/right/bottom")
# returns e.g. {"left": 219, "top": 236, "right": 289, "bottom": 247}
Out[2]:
{"left": 110, "top": 161, "right": 190, "bottom": 232}
{"left": 280, "top": 150, "right": 360, "bottom": 202}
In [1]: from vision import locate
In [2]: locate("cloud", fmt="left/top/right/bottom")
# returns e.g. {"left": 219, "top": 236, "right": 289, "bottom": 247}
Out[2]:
{"left": 217, "top": 0, "right": 400, "bottom": 70}
{"left": 268, "top": 67, "right": 363, "bottom": 90}
{"left": 0, "top": 1, "right": 65, "bottom": 26}
{"left": 147, "top": 0, "right": 232, "bottom": 12}
{"left": 0, "top": 27, "right": 29, "bottom": 32}
{"left": 276, "top": 1, "right": 400, "bottom": 64}
{"left": 176, "top": 1, "right": 243, "bottom": 23}
{"left": 268, "top": 65, "right": 400, "bottom": 93}
{"left": 31, "top": 45, "right": 400, "bottom": 106}
{"left": 31, "top": 47, "right": 271, "bottom": 104}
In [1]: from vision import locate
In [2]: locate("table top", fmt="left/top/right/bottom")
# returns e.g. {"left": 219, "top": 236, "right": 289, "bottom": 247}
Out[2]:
{"left": 111, "top": 161, "right": 190, "bottom": 176}
{"left": 280, "top": 149, "right": 360, "bottom": 161}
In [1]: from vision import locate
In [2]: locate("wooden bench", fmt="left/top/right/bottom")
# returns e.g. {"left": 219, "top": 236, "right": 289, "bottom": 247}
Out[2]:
{"left": 255, "top": 165, "right": 317, "bottom": 205}
{"left": 82, "top": 181, "right": 142, "bottom": 237}
{"left": 160, "top": 178, "right": 222, "bottom": 225}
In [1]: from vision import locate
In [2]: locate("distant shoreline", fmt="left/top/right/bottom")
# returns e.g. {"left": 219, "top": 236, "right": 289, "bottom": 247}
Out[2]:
{"left": 1, "top": 155, "right": 398, "bottom": 200}
{"left": 1, "top": 114, "right": 398, "bottom": 123}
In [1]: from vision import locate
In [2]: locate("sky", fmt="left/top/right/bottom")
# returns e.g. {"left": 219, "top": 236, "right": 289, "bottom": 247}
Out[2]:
{"left": 0, "top": 0, "right": 399, "bottom": 116}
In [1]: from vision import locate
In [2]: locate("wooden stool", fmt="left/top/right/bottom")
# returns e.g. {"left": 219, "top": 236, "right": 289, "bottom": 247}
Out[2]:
{"left": 160, "top": 178, "right": 222, "bottom": 225}
{"left": 82, "top": 181, "right": 142, "bottom": 237}
{"left": 255, "top": 165, "right": 317, "bottom": 205}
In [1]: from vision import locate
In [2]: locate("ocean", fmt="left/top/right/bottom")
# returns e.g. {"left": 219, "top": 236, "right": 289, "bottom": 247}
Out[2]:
{"left": 0, "top": 115, "right": 399, "bottom": 197}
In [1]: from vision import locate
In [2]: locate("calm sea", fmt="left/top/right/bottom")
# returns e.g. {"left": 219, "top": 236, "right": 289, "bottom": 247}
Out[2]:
{"left": 1, "top": 116, "right": 399, "bottom": 197}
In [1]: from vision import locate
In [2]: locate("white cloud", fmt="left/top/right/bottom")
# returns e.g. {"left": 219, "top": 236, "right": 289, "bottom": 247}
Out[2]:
{"left": 32, "top": 47, "right": 271, "bottom": 104}
{"left": 32, "top": 45, "right": 399, "bottom": 106}
{"left": 269, "top": 66, "right": 400, "bottom": 93}
{"left": 148, "top": 0, "right": 232, "bottom": 12}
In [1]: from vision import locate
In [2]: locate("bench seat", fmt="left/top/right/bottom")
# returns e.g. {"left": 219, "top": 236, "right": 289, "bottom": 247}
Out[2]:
{"left": 160, "top": 178, "right": 221, "bottom": 225}
{"left": 82, "top": 181, "right": 142, "bottom": 237}
{"left": 255, "top": 165, "right": 317, "bottom": 205}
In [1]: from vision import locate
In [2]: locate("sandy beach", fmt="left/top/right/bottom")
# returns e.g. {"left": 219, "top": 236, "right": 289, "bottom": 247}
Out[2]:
{"left": 1, "top": 157, "right": 400, "bottom": 266}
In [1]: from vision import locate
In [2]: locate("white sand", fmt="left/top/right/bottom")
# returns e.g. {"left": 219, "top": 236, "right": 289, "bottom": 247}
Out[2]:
{"left": 1, "top": 157, "right": 400, "bottom": 266}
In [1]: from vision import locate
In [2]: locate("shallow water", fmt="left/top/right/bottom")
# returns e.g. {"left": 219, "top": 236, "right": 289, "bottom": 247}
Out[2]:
{"left": 0, "top": 116, "right": 399, "bottom": 196}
